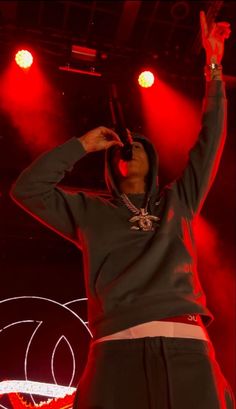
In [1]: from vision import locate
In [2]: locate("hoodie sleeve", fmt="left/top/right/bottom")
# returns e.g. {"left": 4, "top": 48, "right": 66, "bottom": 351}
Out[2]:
{"left": 10, "top": 137, "right": 89, "bottom": 245}
{"left": 175, "top": 80, "right": 227, "bottom": 215}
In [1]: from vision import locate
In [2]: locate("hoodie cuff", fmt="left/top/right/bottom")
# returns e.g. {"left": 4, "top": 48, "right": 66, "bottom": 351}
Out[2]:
{"left": 205, "top": 80, "right": 226, "bottom": 98}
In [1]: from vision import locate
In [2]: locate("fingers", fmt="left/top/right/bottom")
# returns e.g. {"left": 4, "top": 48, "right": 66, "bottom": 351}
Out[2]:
{"left": 200, "top": 10, "right": 231, "bottom": 41}
{"left": 216, "top": 22, "right": 231, "bottom": 39}
{"left": 106, "top": 140, "right": 123, "bottom": 149}
{"left": 209, "top": 22, "right": 217, "bottom": 38}
{"left": 217, "top": 22, "right": 230, "bottom": 27}
{"left": 80, "top": 127, "right": 124, "bottom": 152}
{"left": 98, "top": 127, "right": 123, "bottom": 151}
{"left": 108, "top": 128, "right": 121, "bottom": 142}
{"left": 100, "top": 127, "right": 122, "bottom": 143}
{"left": 200, "top": 10, "right": 208, "bottom": 39}
{"left": 210, "top": 21, "right": 231, "bottom": 40}
{"left": 224, "top": 29, "right": 231, "bottom": 39}
{"left": 126, "top": 128, "right": 133, "bottom": 144}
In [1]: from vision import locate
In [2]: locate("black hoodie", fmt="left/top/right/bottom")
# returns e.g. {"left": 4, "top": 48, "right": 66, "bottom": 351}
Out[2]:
{"left": 11, "top": 80, "right": 227, "bottom": 339}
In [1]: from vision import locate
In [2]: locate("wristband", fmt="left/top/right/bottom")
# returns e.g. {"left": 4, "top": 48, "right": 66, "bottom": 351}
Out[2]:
{"left": 204, "top": 63, "right": 223, "bottom": 80}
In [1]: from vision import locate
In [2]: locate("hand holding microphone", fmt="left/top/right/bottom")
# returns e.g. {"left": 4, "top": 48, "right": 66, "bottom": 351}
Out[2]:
{"left": 79, "top": 126, "right": 123, "bottom": 153}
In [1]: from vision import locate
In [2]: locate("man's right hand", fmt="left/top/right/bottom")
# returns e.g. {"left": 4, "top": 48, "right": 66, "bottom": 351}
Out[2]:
{"left": 79, "top": 126, "right": 123, "bottom": 153}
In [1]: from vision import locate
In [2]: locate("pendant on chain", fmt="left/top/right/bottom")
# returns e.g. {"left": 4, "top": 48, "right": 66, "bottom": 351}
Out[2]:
{"left": 129, "top": 208, "right": 160, "bottom": 231}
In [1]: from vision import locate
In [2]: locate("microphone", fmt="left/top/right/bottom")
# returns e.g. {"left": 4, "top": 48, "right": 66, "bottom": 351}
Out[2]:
{"left": 109, "top": 84, "right": 133, "bottom": 161}
{"left": 115, "top": 122, "right": 133, "bottom": 161}
{"left": 120, "top": 140, "right": 133, "bottom": 161}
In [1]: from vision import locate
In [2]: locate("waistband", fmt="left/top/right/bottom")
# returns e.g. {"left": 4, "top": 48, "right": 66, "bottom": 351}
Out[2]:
{"left": 92, "top": 315, "right": 209, "bottom": 345}
{"left": 160, "top": 314, "right": 203, "bottom": 326}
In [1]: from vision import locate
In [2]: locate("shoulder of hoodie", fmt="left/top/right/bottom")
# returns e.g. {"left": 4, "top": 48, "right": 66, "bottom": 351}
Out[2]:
{"left": 59, "top": 185, "right": 114, "bottom": 205}
{"left": 157, "top": 180, "right": 181, "bottom": 201}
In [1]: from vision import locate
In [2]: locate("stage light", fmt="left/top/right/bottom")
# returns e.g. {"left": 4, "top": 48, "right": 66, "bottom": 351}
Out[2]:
{"left": 15, "top": 49, "right": 33, "bottom": 69}
{"left": 138, "top": 70, "right": 155, "bottom": 88}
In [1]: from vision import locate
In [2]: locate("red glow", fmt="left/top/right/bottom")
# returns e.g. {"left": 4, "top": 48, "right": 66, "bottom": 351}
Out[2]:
{"left": 118, "top": 159, "right": 128, "bottom": 177}
{"left": 194, "top": 215, "right": 236, "bottom": 393}
{"left": 0, "top": 61, "right": 65, "bottom": 153}
{"left": 139, "top": 76, "right": 201, "bottom": 180}
{"left": 15, "top": 50, "right": 33, "bottom": 69}
{"left": 8, "top": 391, "right": 75, "bottom": 409}
{"left": 138, "top": 71, "right": 155, "bottom": 88}
{"left": 167, "top": 208, "right": 174, "bottom": 222}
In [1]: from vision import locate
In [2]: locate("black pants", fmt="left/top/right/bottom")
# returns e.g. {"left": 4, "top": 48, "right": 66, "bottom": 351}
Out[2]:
{"left": 73, "top": 336, "right": 235, "bottom": 409}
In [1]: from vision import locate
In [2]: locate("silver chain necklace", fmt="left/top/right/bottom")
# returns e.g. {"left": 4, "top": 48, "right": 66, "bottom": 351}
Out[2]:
{"left": 120, "top": 193, "right": 160, "bottom": 231}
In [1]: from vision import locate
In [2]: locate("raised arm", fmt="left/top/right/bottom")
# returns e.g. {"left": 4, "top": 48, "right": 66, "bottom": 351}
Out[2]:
{"left": 10, "top": 127, "right": 122, "bottom": 244}
{"left": 176, "top": 11, "right": 231, "bottom": 215}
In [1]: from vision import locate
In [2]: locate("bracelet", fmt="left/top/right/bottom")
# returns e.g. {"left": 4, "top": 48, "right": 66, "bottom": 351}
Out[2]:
{"left": 204, "top": 63, "right": 223, "bottom": 80}
{"left": 206, "top": 63, "right": 222, "bottom": 70}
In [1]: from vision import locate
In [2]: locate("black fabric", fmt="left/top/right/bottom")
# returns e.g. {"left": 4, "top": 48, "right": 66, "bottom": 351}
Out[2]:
{"left": 73, "top": 337, "right": 235, "bottom": 409}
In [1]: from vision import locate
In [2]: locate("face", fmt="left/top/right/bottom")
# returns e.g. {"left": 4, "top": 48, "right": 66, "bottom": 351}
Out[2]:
{"left": 112, "top": 141, "right": 149, "bottom": 179}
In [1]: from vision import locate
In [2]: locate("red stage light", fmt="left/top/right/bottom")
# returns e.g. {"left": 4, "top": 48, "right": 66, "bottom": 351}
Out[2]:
{"left": 15, "top": 50, "right": 33, "bottom": 69}
{"left": 138, "top": 70, "right": 155, "bottom": 88}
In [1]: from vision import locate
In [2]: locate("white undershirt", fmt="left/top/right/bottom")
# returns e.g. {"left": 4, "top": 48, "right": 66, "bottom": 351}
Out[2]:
{"left": 92, "top": 320, "right": 210, "bottom": 345}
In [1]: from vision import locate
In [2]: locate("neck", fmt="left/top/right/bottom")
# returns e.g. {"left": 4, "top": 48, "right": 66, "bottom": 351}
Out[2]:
{"left": 119, "top": 177, "right": 146, "bottom": 194}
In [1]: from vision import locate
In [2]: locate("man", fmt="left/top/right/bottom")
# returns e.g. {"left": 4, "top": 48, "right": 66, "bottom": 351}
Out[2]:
{"left": 11, "top": 11, "right": 234, "bottom": 409}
